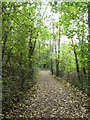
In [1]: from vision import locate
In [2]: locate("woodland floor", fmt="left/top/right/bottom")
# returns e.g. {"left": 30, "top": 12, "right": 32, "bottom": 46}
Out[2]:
{"left": 6, "top": 70, "right": 90, "bottom": 119}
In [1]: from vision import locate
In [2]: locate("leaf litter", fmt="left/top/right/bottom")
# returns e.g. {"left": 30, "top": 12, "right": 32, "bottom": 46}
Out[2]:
{"left": 5, "top": 70, "right": 90, "bottom": 119}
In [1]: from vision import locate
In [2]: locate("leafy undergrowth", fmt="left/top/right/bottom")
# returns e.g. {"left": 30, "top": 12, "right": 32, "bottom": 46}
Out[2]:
{"left": 2, "top": 65, "right": 37, "bottom": 119}
{"left": 2, "top": 70, "right": 90, "bottom": 119}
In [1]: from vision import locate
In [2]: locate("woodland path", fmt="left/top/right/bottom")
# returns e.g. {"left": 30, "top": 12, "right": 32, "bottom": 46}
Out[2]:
{"left": 10, "top": 70, "right": 89, "bottom": 119}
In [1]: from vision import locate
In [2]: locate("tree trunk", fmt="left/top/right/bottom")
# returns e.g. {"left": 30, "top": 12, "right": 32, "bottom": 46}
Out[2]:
{"left": 71, "top": 40, "right": 80, "bottom": 85}
{"left": 28, "top": 37, "right": 36, "bottom": 68}
{"left": 39, "top": 41, "right": 41, "bottom": 61}
{"left": 56, "top": 27, "right": 61, "bottom": 76}
{"left": 5, "top": 47, "right": 13, "bottom": 65}
{"left": 2, "top": 31, "right": 8, "bottom": 59}
{"left": 50, "top": 21, "right": 55, "bottom": 75}
{"left": 55, "top": 39, "right": 58, "bottom": 76}
{"left": 74, "top": 46, "right": 80, "bottom": 81}
{"left": 50, "top": 39, "right": 54, "bottom": 74}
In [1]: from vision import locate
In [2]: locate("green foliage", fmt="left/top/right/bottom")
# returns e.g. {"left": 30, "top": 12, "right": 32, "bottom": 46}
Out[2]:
{"left": 60, "top": 44, "right": 76, "bottom": 72}
{"left": 49, "top": 1, "right": 89, "bottom": 91}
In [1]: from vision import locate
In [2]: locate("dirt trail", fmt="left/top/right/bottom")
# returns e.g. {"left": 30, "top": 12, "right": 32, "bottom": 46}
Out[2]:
{"left": 10, "top": 70, "right": 89, "bottom": 119}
